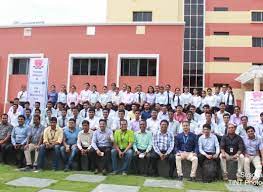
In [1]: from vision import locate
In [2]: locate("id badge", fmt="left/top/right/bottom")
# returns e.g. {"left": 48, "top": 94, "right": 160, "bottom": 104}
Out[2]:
{"left": 229, "top": 147, "right": 234, "bottom": 153}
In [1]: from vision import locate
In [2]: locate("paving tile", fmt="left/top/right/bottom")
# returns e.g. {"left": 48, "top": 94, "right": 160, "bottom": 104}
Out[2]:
{"left": 65, "top": 174, "right": 106, "bottom": 183}
{"left": 143, "top": 179, "right": 183, "bottom": 189}
{"left": 187, "top": 190, "right": 221, "bottom": 192}
{"left": 91, "top": 184, "right": 140, "bottom": 192}
{"left": 6, "top": 177, "right": 57, "bottom": 188}
{"left": 38, "top": 189, "right": 75, "bottom": 192}
{"left": 225, "top": 183, "right": 263, "bottom": 192}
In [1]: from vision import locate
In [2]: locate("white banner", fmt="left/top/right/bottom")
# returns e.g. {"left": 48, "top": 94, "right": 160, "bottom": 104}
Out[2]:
{"left": 27, "top": 58, "right": 49, "bottom": 110}
{"left": 244, "top": 91, "right": 263, "bottom": 125}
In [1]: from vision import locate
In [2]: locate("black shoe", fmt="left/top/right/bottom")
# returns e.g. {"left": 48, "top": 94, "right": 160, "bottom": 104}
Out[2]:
{"left": 178, "top": 176, "right": 183, "bottom": 181}
{"left": 188, "top": 177, "right": 196, "bottom": 182}
{"left": 64, "top": 168, "right": 69, "bottom": 172}
{"left": 20, "top": 165, "right": 32, "bottom": 171}
{"left": 102, "top": 169, "right": 107, "bottom": 175}
{"left": 94, "top": 169, "right": 99, "bottom": 174}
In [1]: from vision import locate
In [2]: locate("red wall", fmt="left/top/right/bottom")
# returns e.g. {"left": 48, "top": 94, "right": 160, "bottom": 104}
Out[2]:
{"left": 0, "top": 25, "right": 184, "bottom": 112}
{"left": 206, "top": 0, "right": 263, "bottom": 11}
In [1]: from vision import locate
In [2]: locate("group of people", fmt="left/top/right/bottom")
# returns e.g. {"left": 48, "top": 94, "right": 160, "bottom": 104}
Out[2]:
{"left": 0, "top": 83, "right": 263, "bottom": 184}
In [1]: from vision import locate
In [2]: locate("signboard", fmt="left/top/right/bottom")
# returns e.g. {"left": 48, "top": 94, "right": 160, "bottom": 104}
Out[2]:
{"left": 27, "top": 58, "right": 49, "bottom": 110}
{"left": 244, "top": 91, "right": 263, "bottom": 125}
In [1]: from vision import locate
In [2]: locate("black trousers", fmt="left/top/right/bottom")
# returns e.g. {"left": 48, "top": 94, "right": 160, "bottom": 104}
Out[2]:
{"left": 133, "top": 149, "right": 151, "bottom": 174}
{"left": 90, "top": 147, "right": 111, "bottom": 171}
{"left": 78, "top": 147, "right": 93, "bottom": 171}
{"left": 150, "top": 150, "right": 175, "bottom": 177}
{"left": 198, "top": 153, "right": 220, "bottom": 181}
{"left": 13, "top": 144, "right": 25, "bottom": 167}
{"left": 226, "top": 105, "right": 234, "bottom": 115}
{"left": 0, "top": 143, "right": 12, "bottom": 163}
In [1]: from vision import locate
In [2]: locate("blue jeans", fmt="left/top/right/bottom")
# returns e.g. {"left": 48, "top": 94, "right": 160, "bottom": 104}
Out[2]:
{"left": 38, "top": 144, "right": 61, "bottom": 170}
{"left": 111, "top": 148, "right": 133, "bottom": 173}
{"left": 60, "top": 145, "right": 78, "bottom": 169}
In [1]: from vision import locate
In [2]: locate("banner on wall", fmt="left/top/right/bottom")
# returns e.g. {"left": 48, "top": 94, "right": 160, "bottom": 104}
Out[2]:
{"left": 244, "top": 91, "right": 263, "bottom": 125}
{"left": 27, "top": 58, "right": 49, "bottom": 110}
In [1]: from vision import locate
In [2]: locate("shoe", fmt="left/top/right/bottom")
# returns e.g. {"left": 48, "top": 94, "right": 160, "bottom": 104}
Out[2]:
{"left": 64, "top": 168, "right": 69, "bottom": 172}
{"left": 223, "top": 173, "right": 228, "bottom": 181}
{"left": 102, "top": 169, "right": 107, "bottom": 175}
{"left": 94, "top": 169, "right": 99, "bottom": 174}
{"left": 110, "top": 171, "right": 117, "bottom": 175}
{"left": 188, "top": 177, "right": 196, "bottom": 182}
{"left": 20, "top": 165, "right": 31, "bottom": 171}
{"left": 32, "top": 166, "right": 38, "bottom": 171}
{"left": 122, "top": 172, "right": 127, "bottom": 176}
{"left": 178, "top": 176, "right": 183, "bottom": 181}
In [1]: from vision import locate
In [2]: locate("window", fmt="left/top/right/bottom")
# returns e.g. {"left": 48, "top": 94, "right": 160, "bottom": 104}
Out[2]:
{"left": 12, "top": 58, "right": 30, "bottom": 74}
{"left": 121, "top": 58, "right": 156, "bottom": 76}
{"left": 133, "top": 12, "right": 152, "bottom": 22}
{"left": 252, "top": 37, "right": 263, "bottom": 47}
{"left": 72, "top": 58, "right": 105, "bottom": 75}
{"left": 214, "top": 83, "right": 229, "bottom": 87}
{"left": 213, "top": 32, "right": 229, "bottom": 35}
{"left": 252, "top": 63, "right": 263, "bottom": 66}
{"left": 252, "top": 12, "right": 263, "bottom": 22}
{"left": 214, "top": 57, "right": 230, "bottom": 61}
{"left": 214, "top": 7, "right": 228, "bottom": 11}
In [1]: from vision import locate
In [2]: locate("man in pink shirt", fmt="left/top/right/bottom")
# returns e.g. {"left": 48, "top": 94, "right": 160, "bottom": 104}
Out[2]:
{"left": 174, "top": 105, "right": 187, "bottom": 123}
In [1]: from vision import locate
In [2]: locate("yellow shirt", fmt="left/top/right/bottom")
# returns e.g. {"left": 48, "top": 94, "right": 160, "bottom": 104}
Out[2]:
{"left": 43, "top": 126, "right": 63, "bottom": 144}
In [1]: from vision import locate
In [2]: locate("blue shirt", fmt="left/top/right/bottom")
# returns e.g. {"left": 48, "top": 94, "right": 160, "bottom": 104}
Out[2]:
{"left": 64, "top": 127, "right": 80, "bottom": 145}
{"left": 25, "top": 116, "right": 32, "bottom": 127}
{"left": 48, "top": 91, "right": 58, "bottom": 104}
{"left": 141, "top": 110, "right": 151, "bottom": 120}
{"left": 11, "top": 124, "right": 28, "bottom": 145}
{"left": 176, "top": 132, "right": 198, "bottom": 154}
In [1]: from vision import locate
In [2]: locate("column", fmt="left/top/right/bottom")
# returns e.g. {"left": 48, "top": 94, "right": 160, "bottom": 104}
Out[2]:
{"left": 254, "top": 77, "right": 260, "bottom": 91}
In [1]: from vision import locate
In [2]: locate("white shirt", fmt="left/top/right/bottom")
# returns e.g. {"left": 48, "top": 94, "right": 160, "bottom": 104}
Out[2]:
{"left": 171, "top": 94, "right": 183, "bottom": 110}
{"left": 99, "top": 93, "right": 111, "bottom": 106}
{"left": 181, "top": 92, "right": 192, "bottom": 107}
{"left": 146, "top": 118, "right": 160, "bottom": 134}
{"left": 191, "top": 95, "right": 202, "bottom": 108}
{"left": 179, "top": 120, "right": 200, "bottom": 135}
{"left": 111, "top": 117, "right": 130, "bottom": 131}
{"left": 200, "top": 97, "right": 208, "bottom": 110}
{"left": 67, "top": 92, "right": 79, "bottom": 107}
{"left": 200, "top": 113, "right": 216, "bottom": 123}
{"left": 223, "top": 92, "right": 236, "bottom": 105}
{"left": 79, "top": 108, "right": 89, "bottom": 119}
{"left": 88, "top": 91, "right": 100, "bottom": 105}
{"left": 8, "top": 105, "right": 24, "bottom": 115}
{"left": 133, "top": 92, "right": 146, "bottom": 104}
{"left": 84, "top": 116, "right": 99, "bottom": 131}
{"left": 57, "top": 116, "right": 69, "bottom": 128}
{"left": 17, "top": 91, "right": 28, "bottom": 102}
{"left": 146, "top": 93, "right": 156, "bottom": 105}
{"left": 121, "top": 92, "right": 134, "bottom": 104}
{"left": 57, "top": 92, "right": 67, "bottom": 104}
{"left": 8, "top": 111, "right": 21, "bottom": 127}
{"left": 214, "top": 93, "right": 222, "bottom": 108}
{"left": 165, "top": 91, "right": 174, "bottom": 105}
{"left": 112, "top": 93, "right": 122, "bottom": 105}
{"left": 215, "top": 123, "right": 228, "bottom": 136}
{"left": 155, "top": 93, "right": 168, "bottom": 105}
{"left": 168, "top": 119, "right": 180, "bottom": 136}
{"left": 157, "top": 112, "right": 169, "bottom": 121}
{"left": 205, "top": 95, "right": 216, "bottom": 108}
{"left": 108, "top": 109, "right": 116, "bottom": 119}
{"left": 216, "top": 110, "right": 230, "bottom": 125}
{"left": 95, "top": 109, "right": 103, "bottom": 119}
{"left": 79, "top": 89, "right": 91, "bottom": 104}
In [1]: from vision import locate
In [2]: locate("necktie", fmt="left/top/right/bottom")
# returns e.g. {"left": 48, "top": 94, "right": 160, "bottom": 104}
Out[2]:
{"left": 84, "top": 110, "right": 87, "bottom": 118}
{"left": 62, "top": 118, "right": 65, "bottom": 127}
{"left": 225, "top": 124, "right": 228, "bottom": 134}
{"left": 167, "top": 91, "right": 170, "bottom": 105}
{"left": 226, "top": 93, "right": 230, "bottom": 105}
{"left": 177, "top": 95, "right": 180, "bottom": 106}
{"left": 138, "top": 93, "right": 141, "bottom": 103}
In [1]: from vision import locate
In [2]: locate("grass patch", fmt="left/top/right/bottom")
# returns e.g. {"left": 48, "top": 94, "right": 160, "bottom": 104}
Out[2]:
{"left": 103, "top": 175, "right": 145, "bottom": 186}
{"left": 49, "top": 180, "right": 97, "bottom": 192}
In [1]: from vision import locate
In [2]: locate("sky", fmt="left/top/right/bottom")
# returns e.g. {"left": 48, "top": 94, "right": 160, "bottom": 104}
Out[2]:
{"left": 0, "top": 0, "right": 107, "bottom": 25}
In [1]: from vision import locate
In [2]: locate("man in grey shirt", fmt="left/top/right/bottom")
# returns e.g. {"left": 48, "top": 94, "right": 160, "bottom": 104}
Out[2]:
{"left": 0, "top": 113, "right": 13, "bottom": 163}
{"left": 23, "top": 115, "right": 45, "bottom": 171}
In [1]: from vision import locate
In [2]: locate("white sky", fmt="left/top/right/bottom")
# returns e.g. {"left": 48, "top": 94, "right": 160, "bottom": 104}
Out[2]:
{"left": 0, "top": 0, "right": 107, "bottom": 25}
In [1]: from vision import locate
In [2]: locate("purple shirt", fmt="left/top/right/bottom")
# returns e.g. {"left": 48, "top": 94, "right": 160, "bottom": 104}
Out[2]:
{"left": 230, "top": 113, "right": 243, "bottom": 126}
{"left": 130, "top": 119, "right": 140, "bottom": 132}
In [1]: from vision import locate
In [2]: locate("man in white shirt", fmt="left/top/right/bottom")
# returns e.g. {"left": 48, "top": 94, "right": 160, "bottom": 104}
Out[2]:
{"left": 164, "top": 84, "right": 174, "bottom": 107}
{"left": 216, "top": 102, "right": 230, "bottom": 125}
{"left": 111, "top": 87, "right": 121, "bottom": 109}
{"left": 146, "top": 110, "right": 160, "bottom": 134}
{"left": 84, "top": 108, "right": 99, "bottom": 131}
{"left": 236, "top": 116, "right": 249, "bottom": 138}
{"left": 215, "top": 113, "right": 230, "bottom": 140}
{"left": 88, "top": 85, "right": 100, "bottom": 106}
{"left": 112, "top": 109, "right": 129, "bottom": 131}
{"left": 8, "top": 104, "right": 21, "bottom": 127}
{"left": 189, "top": 105, "right": 201, "bottom": 125}
{"left": 119, "top": 84, "right": 127, "bottom": 98}
{"left": 79, "top": 83, "right": 91, "bottom": 105}
{"left": 57, "top": 108, "right": 69, "bottom": 128}
{"left": 219, "top": 85, "right": 227, "bottom": 102}
{"left": 167, "top": 110, "right": 180, "bottom": 136}
{"left": 181, "top": 87, "right": 192, "bottom": 110}
{"left": 99, "top": 86, "right": 111, "bottom": 108}
{"left": 79, "top": 102, "right": 90, "bottom": 119}
{"left": 17, "top": 85, "right": 28, "bottom": 107}
{"left": 108, "top": 83, "right": 116, "bottom": 98}
{"left": 133, "top": 85, "right": 146, "bottom": 108}
{"left": 8, "top": 98, "right": 24, "bottom": 115}
{"left": 69, "top": 108, "right": 83, "bottom": 129}
{"left": 178, "top": 111, "right": 200, "bottom": 135}
{"left": 155, "top": 86, "right": 168, "bottom": 105}
{"left": 102, "top": 108, "right": 114, "bottom": 130}
{"left": 106, "top": 102, "right": 116, "bottom": 119}
{"left": 157, "top": 105, "right": 169, "bottom": 121}
{"left": 205, "top": 88, "right": 216, "bottom": 111}
{"left": 200, "top": 112, "right": 217, "bottom": 134}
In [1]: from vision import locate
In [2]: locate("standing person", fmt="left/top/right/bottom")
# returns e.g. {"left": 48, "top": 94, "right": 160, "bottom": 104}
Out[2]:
{"left": 181, "top": 87, "right": 192, "bottom": 111}
{"left": 99, "top": 86, "right": 111, "bottom": 108}
{"left": 200, "top": 90, "right": 208, "bottom": 113}
{"left": 224, "top": 86, "right": 236, "bottom": 114}
{"left": 111, "top": 119, "right": 134, "bottom": 175}
{"left": 57, "top": 84, "right": 67, "bottom": 107}
{"left": 23, "top": 115, "right": 45, "bottom": 171}
{"left": 146, "top": 86, "right": 156, "bottom": 108}
{"left": 121, "top": 86, "right": 134, "bottom": 111}
{"left": 102, "top": 108, "right": 114, "bottom": 130}
{"left": 191, "top": 88, "right": 202, "bottom": 114}
{"left": 150, "top": 120, "right": 175, "bottom": 178}
{"left": 8, "top": 98, "right": 24, "bottom": 115}
{"left": 77, "top": 120, "right": 93, "bottom": 171}
{"left": 48, "top": 85, "right": 58, "bottom": 107}
{"left": 171, "top": 88, "right": 182, "bottom": 110}
{"left": 198, "top": 124, "right": 220, "bottom": 182}
{"left": 38, "top": 117, "right": 63, "bottom": 171}
{"left": 243, "top": 126, "right": 263, "bottom": 183}
{"left": 0, "top": 114, "right": 13, "bottom": 164}
{"left": 219, "top": 85, "right": 228, "bottom": 103}
{"left": 67, "top": 85, "right": 79, "bottom": 108}
{"left": 164, "top": 84, "right": 174, "bottom": 108}
{"left": 11, "top": 115, "right": 28, "bottom": 168}
{"left": 133, "top": 120, "right": 152, "bottom": 175}
{"left": 107, "top": 83, "right": 116, "bottom": 98}
{"left": 157, "top": 105, "right": 169, "bottom": 121}
{"left": 89, "top": 85, "right": 100, "bottom": 106}
{"left": 60, "top": 118, "right": 80, "bottom": 171}
{"left": 219, "top": 124, "right": 245, "bottom": 181}
{"left": 112, "top": 87, "right": 122, "bottom": 110}
{"left": 91, "top": 119, "right": 113, "bottom": 175}
{"left": 175, "top": 121, "right": 198, "bottom": 181}
{"left": 214, "top": 86, "right": 222, "bottom": 112}
{"left": 155, "top": 86, "right": 168, "bottom": 105}
{"left": 79, "top": 83, "right": 91, "bottom": 106}
{"left": 17, "top": 85, "right": 28, "bottom": 107}
{"left": 205, "top": 88, "right": 216, "bottom": 112}
{"left": 134, "top": 84, "right": 146, "bottom": 109}
{"left": 24, "top": 108, "right": 32, "bottom": 127}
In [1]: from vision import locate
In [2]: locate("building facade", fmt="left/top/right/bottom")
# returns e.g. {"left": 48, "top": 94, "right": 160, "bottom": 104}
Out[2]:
{"left": 0, "top": 0, "right": 262, "bottom": 112}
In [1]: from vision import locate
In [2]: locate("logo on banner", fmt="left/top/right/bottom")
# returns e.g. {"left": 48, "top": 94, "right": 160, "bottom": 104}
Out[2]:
{"left": 33, "top": 59, "right": 44, "bottom": 69}
{"left": 251, "top": 91, "right": 263, "bottom": 101}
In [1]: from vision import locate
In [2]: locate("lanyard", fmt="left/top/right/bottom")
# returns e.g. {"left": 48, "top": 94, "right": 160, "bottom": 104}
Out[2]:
{"left": 183, "top": 135, "right": 189, "bottom": 144}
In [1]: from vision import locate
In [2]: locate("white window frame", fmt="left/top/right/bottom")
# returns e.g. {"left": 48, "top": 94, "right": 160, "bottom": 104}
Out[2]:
{"left": 117, "top": 54, "right": 159, "bottom": 87}
{"left": 67, "top": 53, "right": 109, "bottom": 91}
{"left": 4, "top": 53, "right": 44, "bottom": 112}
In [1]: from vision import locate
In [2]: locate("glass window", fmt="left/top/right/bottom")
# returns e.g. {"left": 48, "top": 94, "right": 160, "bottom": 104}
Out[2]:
{"left": 252, "top": 37, "right": 263, "bottom": 47}
{"left": 121, "top": 58, "right": 156, "bottom": 76}
{"left": 72, "top": 58, "right": 106, "bottom": 75}
{"left": 214, "top": 57, "right": 230, "bottom": 61}
{"left": 133, "top": 12, "right": 152, "bottom": 22}
{"left": 252, "top": 12, "right": 263, "bottom": 22}
{"left": 214, "top": 32, "right": 229, "bottom": 35}
{"left": 214, "top": 7, "right": 228, "bottom": 11}
{"left": 12, "top": 58, "right": 30, "bottom": 74}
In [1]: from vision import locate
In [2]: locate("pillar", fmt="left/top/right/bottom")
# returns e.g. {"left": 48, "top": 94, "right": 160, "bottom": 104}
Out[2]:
{"left": 254, "top": 77, "right": 260, "bottom": 91}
